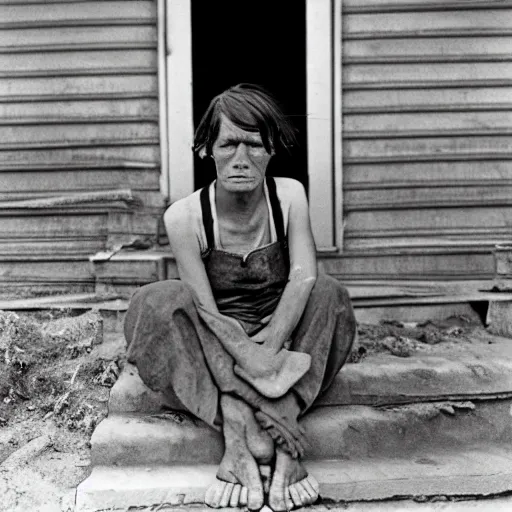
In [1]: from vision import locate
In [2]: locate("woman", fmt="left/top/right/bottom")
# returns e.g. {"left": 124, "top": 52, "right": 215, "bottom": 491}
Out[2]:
{"left": 125, "top": 84, "right": 356, "bottom": 511}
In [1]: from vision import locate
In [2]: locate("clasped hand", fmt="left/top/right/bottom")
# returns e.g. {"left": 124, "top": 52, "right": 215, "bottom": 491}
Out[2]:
{"left": 249, "top": 326, "right": 292, "bottom": 352}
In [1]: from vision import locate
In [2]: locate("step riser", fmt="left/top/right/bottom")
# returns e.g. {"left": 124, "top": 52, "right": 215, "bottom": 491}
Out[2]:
{"left": 92, "top": 399, "right": 512, "bottom": 467}
{"left": 76, "top": 445, "right": 512, "bottom": 512}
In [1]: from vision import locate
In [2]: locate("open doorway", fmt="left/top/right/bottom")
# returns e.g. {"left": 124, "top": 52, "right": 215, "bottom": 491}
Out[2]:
{"left": 191, "top": 0, "right": 308, "bottom": 191}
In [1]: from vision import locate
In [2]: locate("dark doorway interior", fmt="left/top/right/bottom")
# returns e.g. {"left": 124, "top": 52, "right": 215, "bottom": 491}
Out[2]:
{"left": 191, "top": 0, "right": 308, "bottom": 191}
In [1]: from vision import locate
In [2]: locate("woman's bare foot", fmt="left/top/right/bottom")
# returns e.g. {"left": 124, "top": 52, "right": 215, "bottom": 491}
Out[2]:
{"left": 268, "top": 448, "right": 319, "bottom": 511}
{"left": 205, "top": 395, "right": 265, "bottom": 510}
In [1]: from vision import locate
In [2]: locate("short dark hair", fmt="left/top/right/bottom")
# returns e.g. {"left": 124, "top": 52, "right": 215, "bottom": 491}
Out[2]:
{"left": 194, "top": 83, "right": 297, "bottom": 158}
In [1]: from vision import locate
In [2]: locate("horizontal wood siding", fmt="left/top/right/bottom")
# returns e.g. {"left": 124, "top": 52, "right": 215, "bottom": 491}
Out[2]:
{"left": 342, "top": 0, "right": 512, "bottom": 279}
{"left": 0, "top": 0, "right": 162, "bottom": 292}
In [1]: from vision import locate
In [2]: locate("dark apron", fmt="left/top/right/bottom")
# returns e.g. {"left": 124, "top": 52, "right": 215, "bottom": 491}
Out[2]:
{"left": 200, "top": 176, "right": 289, "bottom": 335}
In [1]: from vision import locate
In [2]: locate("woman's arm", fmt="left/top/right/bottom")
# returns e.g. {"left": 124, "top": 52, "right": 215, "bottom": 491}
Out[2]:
{"left": 251, "top": 179, "right": 317, "bottom": 352}
{"left": 164, "top": 198, "right": 221, "bottom": 314}
{"left": 164, "top": 195, "right": 312, "bottom": 398}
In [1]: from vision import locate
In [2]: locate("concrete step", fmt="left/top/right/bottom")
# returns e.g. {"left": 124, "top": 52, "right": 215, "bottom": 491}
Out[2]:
{"left": 76, "top": 443, "right": 512, "bottom": 512}
{"left": 109, "top": 327, "right": 512, "bottom": 415}
{"left": 91, "top": 398, "right": 512, "bottom": 467}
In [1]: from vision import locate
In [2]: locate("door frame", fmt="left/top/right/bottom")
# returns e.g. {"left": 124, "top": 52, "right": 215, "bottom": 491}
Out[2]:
{"left": 162, "top": 0, "right": 343, "bottom": 252}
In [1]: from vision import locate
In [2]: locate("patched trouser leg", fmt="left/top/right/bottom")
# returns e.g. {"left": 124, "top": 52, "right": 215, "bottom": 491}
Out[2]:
{"left": 125, "top": 280, "right": 221, "bottom": 428}
{"left": 289, "top": 273, "right": 357, "bottom": 413}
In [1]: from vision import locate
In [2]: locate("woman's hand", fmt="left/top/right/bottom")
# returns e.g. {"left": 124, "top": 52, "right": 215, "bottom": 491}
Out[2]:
{"left": 250, "top": 327, "right": 291, "bottom": 352}
{"left": 249, "top": 326, "right": 272, "bottom": 345}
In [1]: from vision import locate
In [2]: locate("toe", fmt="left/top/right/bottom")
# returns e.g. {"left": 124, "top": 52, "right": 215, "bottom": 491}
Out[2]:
{"left": 288, "top": 484, "right": 303, "bottom": 508}
{"left": 239, "top": 486, "right": 249, "bottom": 507}
{"left": 205, "top": 480, "right": 226, "bottom": 508}
{"left": 247, "top": 488, "right": 264, "bottom": 511}
{"left": 284, "top": 487, "right": 294, "bottom": 511}
{"left": 296, "top": 480, "right": 316, "bottom": 505}
{"left": 301, "top": 477, "right": 318, "bottom": 502}
{"left": 219, "top": 482, "right": 234, "bottom": 508}
{"left": 229, "top": 484, "right": 241, "bottom": 508}
{"left": 305, "top": 475, "right": 320, "bottom": 495}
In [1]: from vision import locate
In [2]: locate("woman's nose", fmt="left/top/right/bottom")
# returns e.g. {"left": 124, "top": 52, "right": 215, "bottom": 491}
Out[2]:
{"left": 233, "top": 143, "right": 250, "bottom": 164}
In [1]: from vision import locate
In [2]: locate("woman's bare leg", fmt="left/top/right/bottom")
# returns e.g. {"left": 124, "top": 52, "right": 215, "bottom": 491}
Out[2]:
{"left": 267, "top": 395, "right": 319, "bottom": 511}
{"left": 205, "top": 394, "right": 274, "bottom": 509}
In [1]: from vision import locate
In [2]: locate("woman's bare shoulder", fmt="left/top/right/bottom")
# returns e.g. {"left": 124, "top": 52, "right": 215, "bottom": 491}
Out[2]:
{"left": 273, "top": 177, "right": 307, "bottom": 202}
{"left": 164, "top": 189, "right": 202, "bottom": 227}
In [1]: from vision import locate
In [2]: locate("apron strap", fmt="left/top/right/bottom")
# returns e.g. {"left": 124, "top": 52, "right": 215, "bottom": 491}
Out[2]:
{"left": 266, "top": 177, "right": 286, "bottom": 242}
{"left": 200, "top": 178, "right": 286, "bottom": 250}
{"left": 200, "top": 184, "right": 215, "bottom": 250}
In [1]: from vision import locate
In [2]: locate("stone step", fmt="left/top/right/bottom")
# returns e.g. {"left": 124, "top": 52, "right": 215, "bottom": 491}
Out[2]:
{"left": 91, "top": 399, "right": 512, "bottom": 467}
{"left": 76, "top": 443, "right": 512, "bottom": 512}
{"left": 109, "top": 326, "right": 512, "bottom": 415}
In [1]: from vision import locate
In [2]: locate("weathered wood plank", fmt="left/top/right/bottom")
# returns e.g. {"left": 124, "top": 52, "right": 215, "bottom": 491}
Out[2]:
{"left": 0, "top": 213, "right": 108, "bottom": 237}
{"left": 320, "top": 251, "right": 494, "bottom": 280}
{"left": 343, "top": 0, "right": 512, "bottom": 10}
{"left": 345, "top": 136, "right": 512, "bottom": 160}
{"left": 344, "top": 87, "right": 512, "bottom": 112}
{"left": 0, "top": 169, "right": 160, "bottom": 192}
{"left": 93, "top": 259, "right": 162, "bottom": 283}
{"left": 0, "top": 76, "right": 157, "bottom": 99}
{"left": 345, "top": 185, "right": 512, "bottom": 210}
{"left": 0, "top": 2, "right": 155, "bottom": 24}
{"left": 0, "top": 146, "right": 160, "bottom": 163}
{"left": 107, "top": 210, "right": 161, "bottom": 231}
{"left": 0, "top": 239, "right": 105, "bottom": 256}
{"left": 0, "top": 260, "right": 94, "bottom": 283}
{"left": 344, "top": 62, "right": 512, "bottom": 84}
{"left": 344, "top": 111, "right": 512, "bottom": 133}
{"left": 344, "top": 161, "right": 512, "bottom": 187}
{"left": 0, "top": 50, "right": 157, "bottom": 73}
{"left": 0, "top": 99, "right": 158, "bottom": 121}
{"left": 0, "top": 122, "right": 158, "bottom": 145}
{"left": 345, "top": 36, "right": 512, "bottom": 61}
{"left": 345, "top": 207, "right": 512, "bottom": 233}
{"left": 0, "top": 26, "right": 156, "bottom": 48}
{"left": 344, "top": 237, "right": 512, "bottom": 250}
{"left": 344, "top": 10, "right": 512, "bottom": 36}
{"left": 0, "top": 190, "right": 165, "bottom": 209}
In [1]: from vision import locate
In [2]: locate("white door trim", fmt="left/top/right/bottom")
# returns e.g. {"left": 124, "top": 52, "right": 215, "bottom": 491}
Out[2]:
{"left": 334, "top": 0, "right": 344, "bottom": 250}
{"left": 164, "top": 0, "right": 194, "bottom": 204}
{"left": 307, "top": 0, "right": 342, "bottom": 252}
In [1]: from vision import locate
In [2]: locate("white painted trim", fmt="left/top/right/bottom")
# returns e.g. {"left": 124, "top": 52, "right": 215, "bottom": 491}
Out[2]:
{"left": 165, "top": 0, "right": 194, "bottom": 203}
{"left": 334, "top": 0, "right": 344, "bottom": 249}
{"left": 157, "top": 0, "right": 169, "bottom": 199}
{"left": 307, "top": 0, "right": 337, "bottom": 251}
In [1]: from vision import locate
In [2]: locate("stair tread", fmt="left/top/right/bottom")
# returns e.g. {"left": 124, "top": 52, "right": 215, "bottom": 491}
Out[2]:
{"left": 92, "top": 398, "right": 512, "bottom": 466}
{"left": 110, "top": 330, "right": 512, "bottom": 418}
{"left": 76, "top": 443, "right": 512, "bottom": 511}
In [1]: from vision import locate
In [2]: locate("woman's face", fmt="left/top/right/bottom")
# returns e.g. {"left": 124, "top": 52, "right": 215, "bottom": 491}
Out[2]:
{"left": 212, "top": 114, "right": 273, "bottom": 194}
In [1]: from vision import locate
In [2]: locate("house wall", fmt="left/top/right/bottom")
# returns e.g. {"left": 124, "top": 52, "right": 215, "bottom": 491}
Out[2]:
{"left": 0, "top": 0, "right": 164, "bottom": 294}
{"left": 340, "top": 0, "right": 511, "bottom": 281}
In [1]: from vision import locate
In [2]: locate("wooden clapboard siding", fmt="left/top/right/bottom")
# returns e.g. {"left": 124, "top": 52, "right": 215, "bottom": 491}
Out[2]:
{"left": 0, "top": 75, "right": 157, "bottom": 101}
{"left": 0, "top": 0, "right": 162, "bottom": 294}
{"left": 342, "top": 0, "right": 512, "bottom": 280}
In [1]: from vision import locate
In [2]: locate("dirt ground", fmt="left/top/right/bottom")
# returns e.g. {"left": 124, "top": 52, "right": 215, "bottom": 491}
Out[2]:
{"left": 0, "top": 308, "right": 484, "bottom": 512}
{"left": 0, "top": 308, "right": 124, "bottom": 512}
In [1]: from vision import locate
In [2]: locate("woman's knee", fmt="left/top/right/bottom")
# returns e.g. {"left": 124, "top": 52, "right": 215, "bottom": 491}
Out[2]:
{"left": 310, "top": 273, "right": 352, "bottom": 306}
{"left": 125, "top": 280, "right": 195, "bottom": 334}
{"left": 130, "top": 279, "right": 194, "bottom": 309}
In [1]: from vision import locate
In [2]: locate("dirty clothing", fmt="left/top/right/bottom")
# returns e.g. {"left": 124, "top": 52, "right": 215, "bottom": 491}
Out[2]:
{"left": 199, "top": 176, "right": 289, "bottom": 335}
{"left": 125, "top": 178, "right": 357, "bottom": 456}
